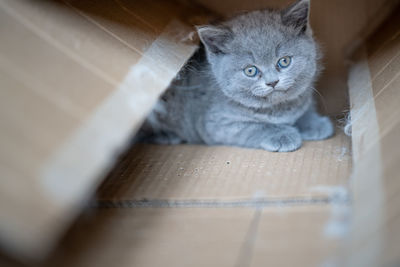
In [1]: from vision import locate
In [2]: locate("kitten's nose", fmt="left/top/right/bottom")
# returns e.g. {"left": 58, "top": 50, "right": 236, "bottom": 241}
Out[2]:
{"left": 266, "top": 80, "right": 279, "bottom": 88}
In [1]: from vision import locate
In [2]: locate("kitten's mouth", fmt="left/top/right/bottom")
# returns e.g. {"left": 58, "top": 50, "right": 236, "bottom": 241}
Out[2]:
{"left": 252, "top": 87, "right": 287, "bottom": 98}
{"left": 252, "top": 87, "right": 274, "bottom": 97}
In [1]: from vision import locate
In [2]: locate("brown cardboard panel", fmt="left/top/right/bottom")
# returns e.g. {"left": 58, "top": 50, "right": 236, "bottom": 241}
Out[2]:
{"left": 380, "top": 122, "right": 400, "bottom": 200}
{"left": 0, "top": 206, "right": 341, "bottom": 267}
{"left": 44, "top": 208, "right": 255, "bottom": 267}
{"left": 63, "top": 0, "right": 158, "bottom": 38}
{"left": 2, "top": 0, "right": 143, "bottom": 84}
{"left": 191, "top": 0, "right": 291, "bottom": 13}
{"left": 368, "top": 34, "right": 400, "bottom": 79}
{"left": 98, "top": 131, "right": 351, "bottom": 200}
{"left": 251, "top": 206, "right": 339, "bottom": 267}
{"left": 64, "top": 0, "right": 164, "bottom": 51}
{"left": 346, "top": 50, "right": 388, "bottom": 267}
{"left": 0, "top": 70, "right": 81, "bottom": 258}
{"left": 113, "top": 0, "right": 187, "bottom": 30}
{"left": 366, "top": 5, "right": 400, "bottom": 57}
{"left": 348, "top": 179, "right": 400, "bottom": 267}
{"left": 0, "top": 70, "right": 79, "bottom": 173}
{"left": 370, "top": 123, "right": 400, "bottom": 264}
{"left": 379, "top": 133, "right": 400, "bottom": 266}
{"left": 381, "top": 205, "right": 400, "bottom": 266}
{"left": 347, "top": 9, "right": 400, "bottom": 266}
{"left": 368, "top": 8, "right": 400, "bottom": 138}
{"left": 0, "top": 0, "right": 199, "bottom": 260}
{"left": 0, "top": 7, "right": 116, "bottom": 116}
{"left": 372, "top": 53, "right": 400, "bottom": 97}
{"left": 374, "top": 75, "right": 400, "bottom": 138}
{"left": 368, "top": 7, "right": 400, "bottom": 146}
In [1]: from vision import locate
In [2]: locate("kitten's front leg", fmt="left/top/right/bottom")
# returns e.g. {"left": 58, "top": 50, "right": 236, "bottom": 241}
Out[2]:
{"left": 295, "top": 106, "right": 334, "bottom": 141}
{"left": 203, "top": 120, "right": 302, "bottom": 152}
{"left": 259, "top": 124, "right": 303, "bottom": 152}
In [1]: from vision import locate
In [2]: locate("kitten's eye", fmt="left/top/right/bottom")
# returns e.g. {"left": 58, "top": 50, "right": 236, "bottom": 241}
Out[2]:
{"left": 243, "top": 66, "right": 259, "bottom": 77}
{"left": 277, "top": 56, "right": 292, "bottom": 69}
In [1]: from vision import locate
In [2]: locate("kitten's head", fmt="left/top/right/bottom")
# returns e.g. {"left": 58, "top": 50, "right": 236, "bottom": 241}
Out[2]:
{"left": 197, "top": 0, "right": 321, "bottom": 109}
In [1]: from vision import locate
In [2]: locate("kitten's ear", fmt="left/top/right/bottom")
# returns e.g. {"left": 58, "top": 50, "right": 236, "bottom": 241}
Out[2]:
{"left": 197, "top": 25, "right": 233, "bottom": 54}
{"left": 281, "top": 0, "right": 310, "bottom": 34}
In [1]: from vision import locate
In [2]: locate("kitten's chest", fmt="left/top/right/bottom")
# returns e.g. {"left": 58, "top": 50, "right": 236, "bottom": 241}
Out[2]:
{"left": 243, "top": 98, "right": 311, "bottom": 125}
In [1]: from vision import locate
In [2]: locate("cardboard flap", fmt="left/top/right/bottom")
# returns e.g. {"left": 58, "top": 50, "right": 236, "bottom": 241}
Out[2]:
{"left": 0, "top": 0, "right": 201, "bottom": 259}
{"left": 346, "top": 8, "right": 400, "bottom": 266}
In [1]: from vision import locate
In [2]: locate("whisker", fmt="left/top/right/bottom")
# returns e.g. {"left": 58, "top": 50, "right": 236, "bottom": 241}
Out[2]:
{"left": 311, "top": 87, "right": 329, "bottom": 113}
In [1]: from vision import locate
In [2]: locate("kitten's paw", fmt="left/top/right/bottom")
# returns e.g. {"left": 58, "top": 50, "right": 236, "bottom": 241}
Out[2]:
{"left": 261, "top": 126, "right": 302, "bottom": 152}
{"left": 298, "top": 116, "right": 334, "bottom": 141}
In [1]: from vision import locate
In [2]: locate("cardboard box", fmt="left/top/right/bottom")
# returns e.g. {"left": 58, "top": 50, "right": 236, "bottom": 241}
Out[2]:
{"left": 0, "top": 0, "right": 399, "bottom": 266}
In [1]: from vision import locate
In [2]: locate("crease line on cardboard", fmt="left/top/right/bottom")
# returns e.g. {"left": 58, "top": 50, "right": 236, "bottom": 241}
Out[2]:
{"left": 0, "top": 1, "right": 117, "bottom": 87}
{"left": 62, "top": 0, "right": 193, "bottom": 75}
{"left": 93, "top": 196, "right": 350, "bottom": 209}
{"left": 62, "top": 0, "right": 145, "bottom": 57}
{"left": 373, "top": 65, "right": 400, "bottom": 98}
{"left": 234, "top": 208, "right": 262, "bottom": 267}
{"left": 113, "top": 0, "right": 159, "bottom": 33}
{"left": 371, "top": 48, "right": 400, "bottom": 81}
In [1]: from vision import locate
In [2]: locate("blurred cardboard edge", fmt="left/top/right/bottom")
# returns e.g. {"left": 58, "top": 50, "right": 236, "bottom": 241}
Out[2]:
{"left": 345, "top": 8, "right": 400, "bottom": 266}
{"left": 0, "top": 0, "right": 197, "bottom": 260}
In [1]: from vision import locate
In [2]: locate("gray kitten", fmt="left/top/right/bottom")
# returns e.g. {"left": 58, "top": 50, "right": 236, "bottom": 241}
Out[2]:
{"left": 137, "top": 0, "right": 334, "bottom": 152}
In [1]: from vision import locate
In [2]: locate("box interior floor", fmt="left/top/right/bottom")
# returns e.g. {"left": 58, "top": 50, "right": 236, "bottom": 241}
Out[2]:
{"left": 0, "top": 0, "right": 399, "bottom": 266}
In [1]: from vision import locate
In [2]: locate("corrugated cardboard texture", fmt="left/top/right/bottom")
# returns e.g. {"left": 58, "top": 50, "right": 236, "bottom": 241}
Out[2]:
{"left": 0, "top": 0, "right": 201, "bottom": 259}
{"left": 0, "top": 131, "right": 351, "bottom": 266}
{"left": 346, "top": 8, "right": 400, "bottom": 266}
{"left": 193, "top": 0, "right": 400, "bottom": 116}
{"left": 97, "top": 132, "right": 351, "bottom": 201}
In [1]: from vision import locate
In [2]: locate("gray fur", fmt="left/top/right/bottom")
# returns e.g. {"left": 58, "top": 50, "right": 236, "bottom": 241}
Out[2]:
{"left": 137, "top": 0, "right": 334, "bottom": 152}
